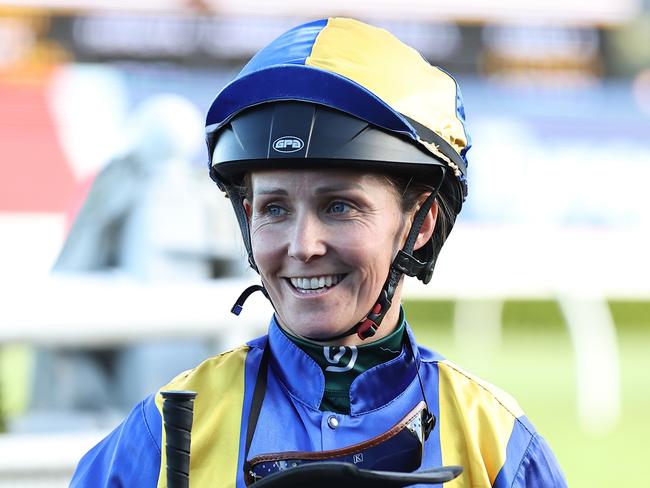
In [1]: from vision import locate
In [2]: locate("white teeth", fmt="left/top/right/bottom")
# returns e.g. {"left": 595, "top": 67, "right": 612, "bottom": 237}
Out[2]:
{"left": 289, "top": 274, "right": 344, "bottom": 290}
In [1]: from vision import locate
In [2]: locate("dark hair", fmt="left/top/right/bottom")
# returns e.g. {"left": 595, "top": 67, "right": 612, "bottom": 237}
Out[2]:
{"left": 382, "top": 173, "right": 459, "bottom": 263}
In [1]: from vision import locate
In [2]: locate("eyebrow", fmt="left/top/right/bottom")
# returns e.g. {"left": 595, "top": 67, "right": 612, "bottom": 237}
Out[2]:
{"left": 314, "top": 183, "right": 363, "bottom": 194}
{"left": 254, "top": 183, "right": 363, "bottom": 196}
{"left": 254, "top": 187, "right": 288, "bottom": 196}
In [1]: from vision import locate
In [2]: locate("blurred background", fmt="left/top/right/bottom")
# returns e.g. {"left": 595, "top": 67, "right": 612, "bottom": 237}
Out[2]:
{"left": 0, "top": 1, "right": 649, "bottom": 486}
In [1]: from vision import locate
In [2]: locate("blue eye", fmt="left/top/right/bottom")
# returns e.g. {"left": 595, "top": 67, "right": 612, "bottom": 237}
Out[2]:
{"left": 266, "top": 205, "right": 286, "bottom": 217}
{"left": 329, "top": 201, "right": 350, "bottom": 214}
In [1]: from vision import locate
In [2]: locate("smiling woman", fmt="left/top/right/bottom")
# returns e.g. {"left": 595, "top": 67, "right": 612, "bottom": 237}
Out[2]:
{"left": 245, "top": 170, "right": 429, "bottom": 344}
{"left": 71, "top": 17, "right": 567, "bottom": 488}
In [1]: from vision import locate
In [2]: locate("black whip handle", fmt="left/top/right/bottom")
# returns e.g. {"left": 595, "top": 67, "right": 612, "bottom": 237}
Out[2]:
{"left": 161, "top": 390, "right": 197, "bottom": 488}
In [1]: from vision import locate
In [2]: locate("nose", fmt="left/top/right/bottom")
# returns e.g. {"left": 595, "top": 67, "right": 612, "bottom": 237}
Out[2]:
{"left": 287, "top": 211, "right": 327, "bottom": 262}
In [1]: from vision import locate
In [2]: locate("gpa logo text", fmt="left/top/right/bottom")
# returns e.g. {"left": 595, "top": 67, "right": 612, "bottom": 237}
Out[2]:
{"left": 273, "top": 136, "right": 304, "bottom": 153}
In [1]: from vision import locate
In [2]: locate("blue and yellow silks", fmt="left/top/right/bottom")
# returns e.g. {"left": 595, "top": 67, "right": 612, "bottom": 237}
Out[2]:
{"left": 70, "top": 317, "right": 566, "bottom": 487}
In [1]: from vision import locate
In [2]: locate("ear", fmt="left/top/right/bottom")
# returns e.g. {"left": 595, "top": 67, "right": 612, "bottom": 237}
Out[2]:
{"left": 413, "top": 200, "right": 438, "bottom": 251}
{"left": 243, "top": 198, "right": 253, "bottom": 220}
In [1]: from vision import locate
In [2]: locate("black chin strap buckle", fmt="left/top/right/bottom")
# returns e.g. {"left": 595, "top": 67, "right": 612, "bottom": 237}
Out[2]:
{"left": 357, "top": 289, "right": 392, "bottom": 340}
{"left": 393, "top": 250, "right": 435, "bottom": 284}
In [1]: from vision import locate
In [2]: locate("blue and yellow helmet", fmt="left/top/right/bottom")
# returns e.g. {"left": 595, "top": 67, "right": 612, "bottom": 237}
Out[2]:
{"left": 207, "top": 17, "right": 470, "bottom": 194}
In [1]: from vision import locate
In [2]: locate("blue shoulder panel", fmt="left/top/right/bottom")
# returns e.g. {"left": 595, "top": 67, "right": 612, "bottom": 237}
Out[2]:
{"left": 511, "top": 433, "right": 568, "bottom": 488}
{"left": 493, "top": 416, "right": 567, "bottom": 488}
{"left": 70, "top": 395, "right": 162, "bottom": 487}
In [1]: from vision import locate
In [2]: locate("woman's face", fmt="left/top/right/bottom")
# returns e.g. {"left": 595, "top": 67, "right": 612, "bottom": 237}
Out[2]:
{"left": 245, "top": 169, "right": 416, "bottom": 344}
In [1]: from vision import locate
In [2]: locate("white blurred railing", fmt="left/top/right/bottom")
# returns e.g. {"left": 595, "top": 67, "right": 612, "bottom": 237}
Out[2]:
{"left": 0, "top": 275, "right": 273, "bottom": 347}
{"left": 0, "top": 431, "right": 108, "bottom": 488}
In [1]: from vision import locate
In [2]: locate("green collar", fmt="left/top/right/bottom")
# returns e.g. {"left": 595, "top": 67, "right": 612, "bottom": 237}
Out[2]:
{"left": 280, "top": 314, "right": 406, "bottom": 414}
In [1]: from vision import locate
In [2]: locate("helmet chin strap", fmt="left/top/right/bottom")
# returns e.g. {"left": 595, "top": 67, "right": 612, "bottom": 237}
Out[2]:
{"left": 231, "top": 188, "right": 440, "bottom": 343}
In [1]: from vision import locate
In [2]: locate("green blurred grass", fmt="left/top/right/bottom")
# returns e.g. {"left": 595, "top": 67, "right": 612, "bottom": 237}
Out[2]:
{"left": 0, "top": 345, "right": 33, "bottom": 432}
{"left": 405, "top": 299, "right": 650, "bottom": 488}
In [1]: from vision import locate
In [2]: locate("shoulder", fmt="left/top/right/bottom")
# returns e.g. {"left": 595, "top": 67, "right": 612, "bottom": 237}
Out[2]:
{"left": 151, "top": 343, "right": 256, "bottom": 419}
{"left": 417, "top": 344, "right": 525, "bottom": 420}
{"left": 498, "top": 429, "right": 568, "bottom": 488}
{"left": 423, "top": 358, "right": 566, "bottom": 487}
{"left": 434, "top": 358, "right": 531, "bottom": 462}
{"left": 71, "top": 395, "right": 162, "bottom": 487}
{"left": 71, "top": 343, "right": 262, "bottom": 488}
{"left": 153, "top": 343, "right": 266, "bottom": 487}
{"left": 436, "top": 359, "right": 526, "bottom": 421}
{"left": 157, "top": 344, "right": 253, "bottom": 394}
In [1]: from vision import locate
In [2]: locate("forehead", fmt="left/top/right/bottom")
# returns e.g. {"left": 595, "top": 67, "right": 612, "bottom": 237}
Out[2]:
{"left": 249, "top": 169, "right": 391, "bottom": 194}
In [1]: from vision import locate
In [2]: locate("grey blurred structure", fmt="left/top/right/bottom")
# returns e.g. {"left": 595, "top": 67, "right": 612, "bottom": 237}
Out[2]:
{"left": 24, "top": 94, "right": 244, "bottom": 430}
{"left": 53, "top": 93, "right": 240, "bottom": 279}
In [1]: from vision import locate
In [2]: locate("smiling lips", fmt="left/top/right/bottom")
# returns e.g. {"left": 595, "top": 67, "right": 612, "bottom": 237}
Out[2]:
{"left": 288, "top": 274, "right": 346, "bottom": 293}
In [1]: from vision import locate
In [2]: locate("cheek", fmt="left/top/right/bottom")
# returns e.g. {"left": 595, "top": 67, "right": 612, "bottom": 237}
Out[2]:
{"left": 250, "top": 225, "right": 284, "bottom": 270}
{"left": 360, "top": 215, "right": 405, "bottom": 274}
{"left": 337, "top": 229, "right": 398, "bottom": 274}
